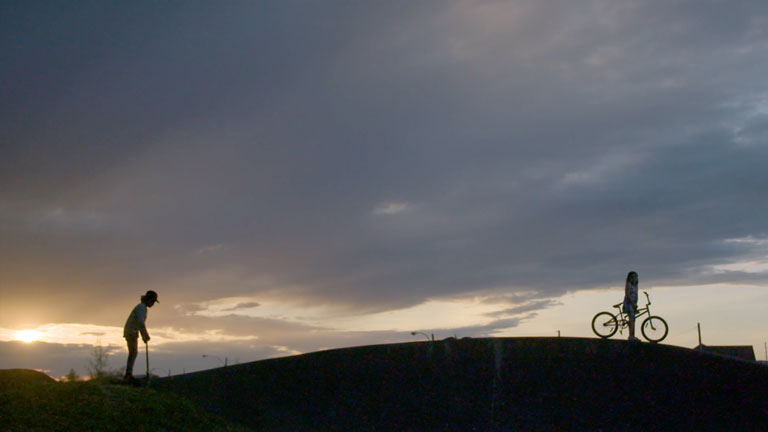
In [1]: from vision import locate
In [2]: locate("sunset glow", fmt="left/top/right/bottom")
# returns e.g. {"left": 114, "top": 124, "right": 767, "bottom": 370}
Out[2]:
{"left": 15, "top": 330, "right": 42, "bottom": 343}
{"left": 2, "top": 1, "right": 768, "bottom": 381}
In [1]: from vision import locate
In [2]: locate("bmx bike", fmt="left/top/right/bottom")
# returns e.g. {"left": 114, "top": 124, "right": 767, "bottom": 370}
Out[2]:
{"left": 591, "top": 291, "right": 668, "bottom": 343}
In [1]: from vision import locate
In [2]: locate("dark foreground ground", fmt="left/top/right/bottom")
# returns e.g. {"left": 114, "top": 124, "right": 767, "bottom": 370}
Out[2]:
{"left": 0, "top": 369, "right": 251, "bottom": 431}
{"left": 154, "top": 337, "right": 768, "bottom": 431}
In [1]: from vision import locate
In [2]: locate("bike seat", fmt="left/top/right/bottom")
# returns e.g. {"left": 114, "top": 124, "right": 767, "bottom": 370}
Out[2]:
{"left": 613, "top": 302, "right": 623, "bottom": 308}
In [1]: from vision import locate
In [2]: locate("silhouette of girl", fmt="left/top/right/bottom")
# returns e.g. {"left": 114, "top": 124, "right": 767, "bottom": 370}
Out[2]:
{"left": 623, "top": 271, "right": 639, "bottom": 341}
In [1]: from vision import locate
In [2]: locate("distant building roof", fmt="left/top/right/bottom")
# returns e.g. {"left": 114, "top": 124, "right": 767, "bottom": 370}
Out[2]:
{"left": 695, "top": 345, "right": 756, "bottom": 362}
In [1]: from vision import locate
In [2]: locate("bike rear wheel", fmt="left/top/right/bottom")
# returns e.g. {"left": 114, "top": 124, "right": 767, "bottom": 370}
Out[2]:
{"left": 641, "top": 316, "right": 668, "bottom": 343}
{"left": 591, "top": 312, "right": 618, "bottom": 338}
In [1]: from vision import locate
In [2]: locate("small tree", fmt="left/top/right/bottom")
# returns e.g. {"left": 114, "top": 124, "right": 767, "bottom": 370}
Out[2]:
{"left": 87, "top": 342, "right": 110, "bottom": 379}
{"left": 65, "top": 368, "right": 80, "bottom": 382}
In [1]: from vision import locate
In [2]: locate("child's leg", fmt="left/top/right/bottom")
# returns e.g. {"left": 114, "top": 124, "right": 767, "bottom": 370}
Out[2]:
{"left": 125, "top": 335, "right": 138, "bottom": 377}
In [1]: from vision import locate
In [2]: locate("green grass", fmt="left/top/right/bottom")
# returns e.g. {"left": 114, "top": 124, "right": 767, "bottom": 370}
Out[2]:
{"left": 0, "top": 371, "right": 253, "bottom": 432}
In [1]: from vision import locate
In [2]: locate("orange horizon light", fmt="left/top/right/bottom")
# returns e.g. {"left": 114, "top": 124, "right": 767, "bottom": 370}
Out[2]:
{"left": 15, "top": 330, "right": 42, "bottom": 343}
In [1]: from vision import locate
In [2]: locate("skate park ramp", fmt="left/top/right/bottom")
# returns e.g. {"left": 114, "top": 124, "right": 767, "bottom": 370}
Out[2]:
{"left": 154, "top": 337, "right": 768, "bottom": 431}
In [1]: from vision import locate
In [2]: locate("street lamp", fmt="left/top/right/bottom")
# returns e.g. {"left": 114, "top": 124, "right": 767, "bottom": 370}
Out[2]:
{"left": 202, "top": 354, "right": 228, "bottom": 366}
{"left": 411, "top": 331, "right": 434, "bottom": 341}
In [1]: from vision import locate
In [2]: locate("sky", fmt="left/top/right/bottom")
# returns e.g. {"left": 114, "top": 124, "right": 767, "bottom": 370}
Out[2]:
{"left": 2, "top": 0, "right": 768, "bottom": 379}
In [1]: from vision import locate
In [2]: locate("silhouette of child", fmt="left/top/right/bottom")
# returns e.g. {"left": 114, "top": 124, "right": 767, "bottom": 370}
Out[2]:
{"left": 123, "top": 290, "right": 159, "bottom": 382}
{"left": 623, "top": 272, "right": 639, "bottom": 341}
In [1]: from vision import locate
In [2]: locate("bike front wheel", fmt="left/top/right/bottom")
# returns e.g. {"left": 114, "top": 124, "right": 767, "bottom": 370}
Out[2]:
{"left": 592, "top": 312, "right": 619, "bottom": 338}
{"left": 641, "top": 316, "right": 668, "bottom": 343}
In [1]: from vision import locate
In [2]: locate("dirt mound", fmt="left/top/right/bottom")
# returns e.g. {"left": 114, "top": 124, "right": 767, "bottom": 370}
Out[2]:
{"left": 0, "top": 369, "right": 56, "bottom": 388}
{"left": 155, "top": 337, "right": 768, "bottom": 431}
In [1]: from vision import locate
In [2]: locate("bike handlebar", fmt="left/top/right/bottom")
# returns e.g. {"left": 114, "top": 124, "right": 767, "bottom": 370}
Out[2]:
{"left": 644, "top": 291, "right": 651, "bottom": 305}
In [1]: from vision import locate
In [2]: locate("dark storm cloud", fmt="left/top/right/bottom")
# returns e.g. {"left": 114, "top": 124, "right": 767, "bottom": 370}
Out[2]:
{"left": 2, "top": 0, "right": 768, "bottom": 336}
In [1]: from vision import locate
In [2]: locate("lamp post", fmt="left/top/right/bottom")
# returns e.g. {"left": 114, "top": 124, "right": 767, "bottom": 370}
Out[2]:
{"left": 411, "top": 331, "right": 434, "bottom": 341}
{"left": 202, "top": 354, "right": 228, "bottom": 366}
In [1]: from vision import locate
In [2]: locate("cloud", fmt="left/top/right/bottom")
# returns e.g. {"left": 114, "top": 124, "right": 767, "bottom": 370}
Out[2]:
{"left": 0, "top": 341, "right": 98, "bottom": 379}
{"left": 484, "top": 300, "right": 563, "bottom": 319}
{"left": 0, "top": 339, "right": 300, "bottom": 379}
{"left": 372, "top": 202, "right": 411, "bottom": 215}
{"left": 438, "top": 317, "right": 527, "bottom": 339}
{"left": 195, "top": 244, "right": 228, "bottom": 255}
{"left": 175, "top": 304, "right": 209, "bottom": 316}
{"left": 2, "top": 1, "right": 768, "bottom": 373}
{"left": 222, "top": 302, "right": 261, "bottom": 312}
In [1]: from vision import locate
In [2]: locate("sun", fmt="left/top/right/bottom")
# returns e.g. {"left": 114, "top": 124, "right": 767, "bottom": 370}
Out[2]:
{"left": 15, "top": 330, "right": 42, "bottom": 343}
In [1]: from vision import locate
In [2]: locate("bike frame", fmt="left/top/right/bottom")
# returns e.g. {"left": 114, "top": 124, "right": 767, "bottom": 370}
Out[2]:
{"left": 592, "top": 291, "right": 667, "bottom": 342}
{"left": 613, "top": 292, "right": 653, "bottom": 335}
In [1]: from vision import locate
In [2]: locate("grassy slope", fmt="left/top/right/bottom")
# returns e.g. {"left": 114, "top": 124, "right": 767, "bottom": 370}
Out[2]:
{"left": 0, "top": 370, "right": 252, "bottom": 432}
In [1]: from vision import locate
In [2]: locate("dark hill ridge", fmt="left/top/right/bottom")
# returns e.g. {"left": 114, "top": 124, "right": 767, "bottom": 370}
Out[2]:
{"left": 154, "top": 337, "right": 768, "bottom": 431}
{"left": 0, "top": 368, "right": 57, "bottom": 387}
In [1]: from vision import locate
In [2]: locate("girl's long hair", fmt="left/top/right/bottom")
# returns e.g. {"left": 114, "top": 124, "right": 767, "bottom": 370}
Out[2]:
{"left": 626, "top": 271, "right": 638, "bottom": 284}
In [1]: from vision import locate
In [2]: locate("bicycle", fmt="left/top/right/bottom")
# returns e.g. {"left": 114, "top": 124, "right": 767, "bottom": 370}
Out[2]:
{"left": 591, "top": 291, "right": 668, "bottom": 343}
